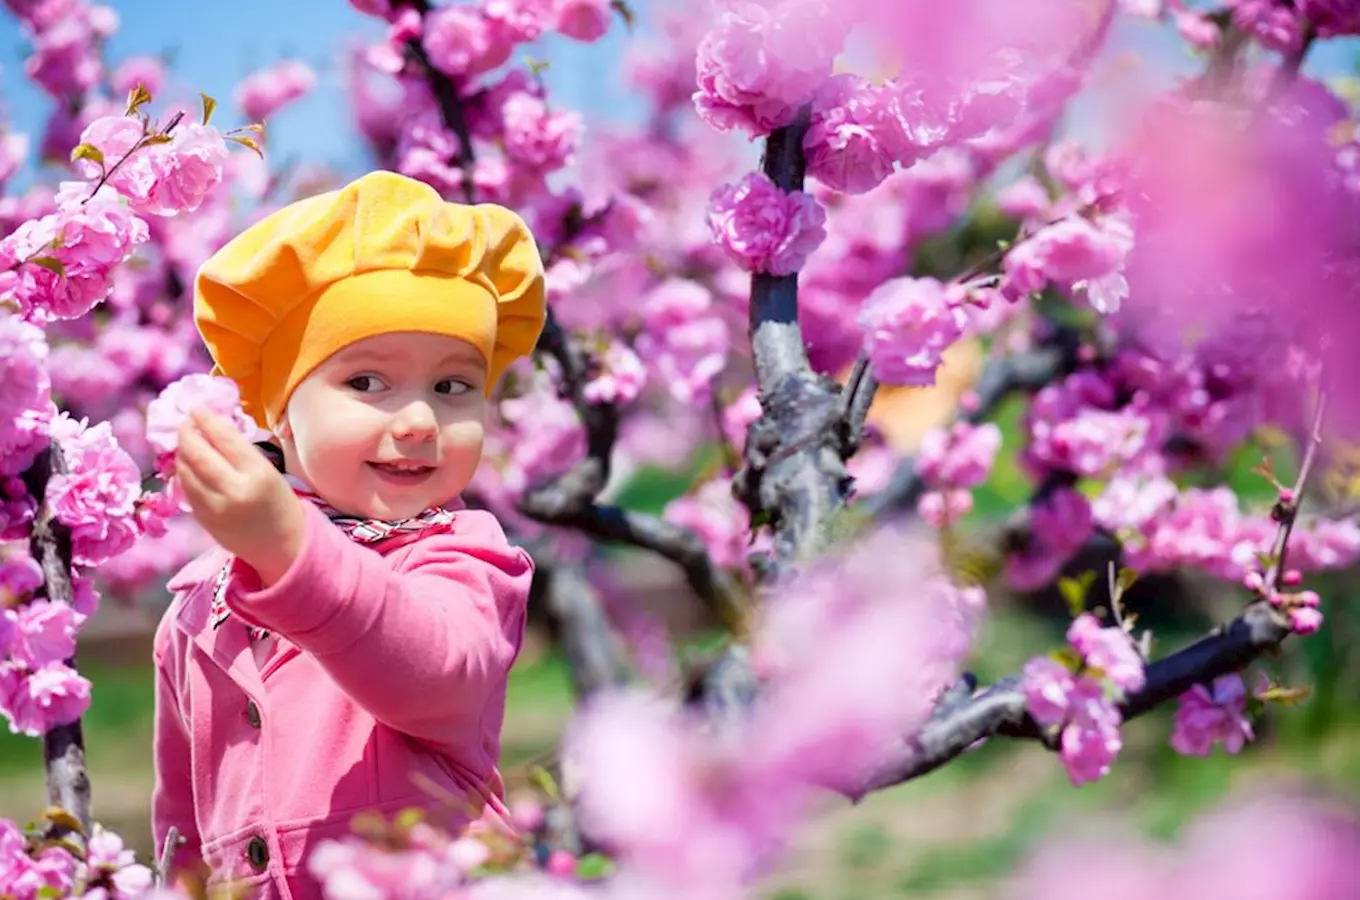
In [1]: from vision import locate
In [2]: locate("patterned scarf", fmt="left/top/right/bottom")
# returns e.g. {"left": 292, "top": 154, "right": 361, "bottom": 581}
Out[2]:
{"left": 209, "top": 477, "right": 461, "bottom": 641}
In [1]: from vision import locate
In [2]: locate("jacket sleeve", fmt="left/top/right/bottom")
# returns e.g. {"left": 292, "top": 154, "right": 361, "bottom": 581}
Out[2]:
{"left": 151, "top": 619, "right": 203, "bottom": 881}
{"left": 226, "top": 503, "right": 534, "bottom": 747}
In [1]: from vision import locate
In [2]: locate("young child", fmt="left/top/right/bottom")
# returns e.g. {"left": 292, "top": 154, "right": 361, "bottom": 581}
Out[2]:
{"left": 151, "top": 170, "right": 545, "bottom": 899}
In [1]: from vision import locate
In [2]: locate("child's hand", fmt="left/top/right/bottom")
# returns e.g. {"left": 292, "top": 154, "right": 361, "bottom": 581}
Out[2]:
{"left": 176, "top": 407, "right": 305, "bottom": 586}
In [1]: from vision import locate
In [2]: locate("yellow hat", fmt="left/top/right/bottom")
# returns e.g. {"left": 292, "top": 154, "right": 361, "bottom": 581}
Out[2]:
{"left": 194, "top": 170, "right": 546, "bottom": 428}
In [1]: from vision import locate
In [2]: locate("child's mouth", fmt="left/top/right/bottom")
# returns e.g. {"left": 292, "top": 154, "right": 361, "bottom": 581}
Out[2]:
{"left": 368, "top": 461, "right": 436, "bottom": 485}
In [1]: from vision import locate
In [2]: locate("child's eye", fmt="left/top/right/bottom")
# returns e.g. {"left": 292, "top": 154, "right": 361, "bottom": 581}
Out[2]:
{"left": 346, "top": 375, "right": 386, "bottom": 393}
{"left": 434, "top": 378, "right": 473, "bottom": 396}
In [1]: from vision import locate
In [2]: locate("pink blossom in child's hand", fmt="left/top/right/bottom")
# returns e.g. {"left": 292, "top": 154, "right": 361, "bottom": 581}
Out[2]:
{"left": 858, "top": 276, "right": 967, "bottom": 386}
{"left": 1170, "top": 673, "right": 1253, "bottom": 757}
{"left": 1067, "top": 613, "right": 1145, "bottom": 693}
{"left": 146, "top": 373, "right": 256, "bottom": 471}
{"left": 707, "top": 171, "right": 827, "bottom": 275}
{"left": 1, "top": 661, "right": 91, "bottom": 736}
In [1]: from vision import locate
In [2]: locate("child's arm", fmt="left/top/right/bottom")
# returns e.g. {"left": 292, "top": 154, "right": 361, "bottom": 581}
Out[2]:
{"left": 151, "top": 642, "right": 203, "bottom": 879}
{"left": 224, "top": 503, "right": 533, "bottom": 748}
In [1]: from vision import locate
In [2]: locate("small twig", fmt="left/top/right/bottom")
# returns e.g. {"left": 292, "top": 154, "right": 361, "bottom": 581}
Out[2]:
{"left": 152, "top": 826, "right": 183, "bottom": 889}
{"left": 1265, "top": 391, "right": 1327, "bottom": 590}
{"left": 402, "top": 0, "right": 477, "bottom": 203}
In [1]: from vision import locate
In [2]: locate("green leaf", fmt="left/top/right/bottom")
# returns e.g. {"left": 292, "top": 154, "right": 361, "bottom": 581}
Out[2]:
{"left": 1115, "top": 567, "right": 1138, "bottom": 596}
{"left": 200, "top": 92, "right": 217, "bottom": 126}
{"left": 575, "top": 852, "right": 616, "bottom": 881}
{"left": 528, "top": 765, "right": 561, "bottom": 803}
{"left": 69, "top": 142, "right": 103, "bottom": 165}
{"left": 1049, "top": 646, "right": 1083, "bottom": 672}
{"left": 1057, "top": 571, "right": 1096, "bottom": 618}
{"left": 142, "top": 133, "right": 174, "bottom": 146}
{"left": 27, "top": 256, "right": 65, "bottom": 277}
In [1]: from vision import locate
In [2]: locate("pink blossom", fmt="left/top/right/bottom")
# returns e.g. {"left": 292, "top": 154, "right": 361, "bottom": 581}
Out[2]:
{"left": 693, "top": 0, "right": 846, "bottom": 133}
{"left": 234, "top": 60, "right": 317, "bottom": 122}
{"left": 917, "top": 487, "right": 973, "bottom": 528}
{"left": 1228, "top": 0, "right": 1304, "bottom": 52}
{"left": 0, "top": 556, "right": 42, "bottom": 607}
{"left": 144, "top": 123, "right": 230, "bottom": 216}
{"left": 500, "top": 93, "right": 581, "bottom": 172}
{"left": 635, "top": 279, "right": 731, "bottom": 406}
{"left": 422, "top": 4, "right": 512, "bottom": 79}
{"left": 1, "top": 661, "right": 91, "bottom": 736}
{"left": 23, "top": 9, "right": 103, "bottom": 99}
{"left": 110, "top": 55, "right": 165, "bottom": 96}
{"left": 706, "top": 171, "right": 827, "bottom": 275}
{"left": 1021, "top": 656, "right": 1077, "bottom": 727}
{"left": 1170, "top": 673, "right": 1253, "bottom": 757}
{"left": 583, "top": 341, "right": 646, "bottom": 405}
{"left": 498, "top": 380, "right": 587, "bottom": 498}
{"left": 553, "top": 0, "right": 611, "bottom": 41}
{"left": 1003, "top": 216, "right": 1130, "bottom": 299}
{"left": 803, "top": 75, "right": 896, "bottom": 194}
{"left": 45, "top": 415, "right": 142, "bottom": 567}
{"left": 11, "top": 601, "right": 78, "bottom": 669}
{"left": 663, "top": 477, "right": 749, "bottom": 569}
{"left": 1060, "top": 678, "right": 1123, "bottom": 786}
{"left": 308, "top": 835, "right": 462, "bottom": 899}
{"left": 1067, "top": 613, "right": 1145, "bottom": 693}
{"left": 1007, "top": 487, "right": 1094, "bottom": 590}
{"left": 86, "top": 825, "right": 154, "bottom": 897}
{"left": 857, "top": 276, "right": 968, "bottom": 386}
{"left": 1300, "top": 0, "right": 1360, "bottom": 36}
{"left": 722, "top": 387, "right": 762, "bottom": 454}
{"left": 0, "top": 316, "right": 50, "bottom": 427}
{"left": 1290, "top": 606, "right": 1324, "bottom": 635}
{"left": 996, "top": 175, "right": 1051, "bottom": 219}
{"left": 1175, "top": 11, "right": 1220, "bottom": 49}
{"left": 916, "top": 421, "right": 1001, "bottom": 489}
{"left": 145, "top": 373, "right": 255, "bottom": 473}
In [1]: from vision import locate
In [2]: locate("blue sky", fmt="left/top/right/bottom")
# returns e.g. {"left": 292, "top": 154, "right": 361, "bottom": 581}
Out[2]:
{"left": 0, "top": 1, "right": 1356, "bottom": 189}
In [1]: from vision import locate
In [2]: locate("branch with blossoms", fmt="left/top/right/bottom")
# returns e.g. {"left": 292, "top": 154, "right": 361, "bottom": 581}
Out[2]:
{"left": 388, "top": 0, "right": 749, "bottom": 632}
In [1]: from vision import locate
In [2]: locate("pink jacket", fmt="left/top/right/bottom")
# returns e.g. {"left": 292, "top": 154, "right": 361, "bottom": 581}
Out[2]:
{"left": 151, "top": 502, "right": 534, "bottom": 900}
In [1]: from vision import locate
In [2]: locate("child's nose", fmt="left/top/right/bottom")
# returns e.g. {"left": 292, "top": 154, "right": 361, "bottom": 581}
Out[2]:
{"left": 390, "top": 403, "right": 437, "bottom": 442}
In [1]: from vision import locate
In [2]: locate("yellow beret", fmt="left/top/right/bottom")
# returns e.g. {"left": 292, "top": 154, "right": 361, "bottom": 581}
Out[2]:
{"left": 194, "top": 169, "right": 546, "bottom": 428}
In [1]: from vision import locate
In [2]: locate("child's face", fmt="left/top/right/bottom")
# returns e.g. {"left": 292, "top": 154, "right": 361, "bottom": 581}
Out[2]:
{"left": 277, "top": 331, "right": 488, "bottom": 519}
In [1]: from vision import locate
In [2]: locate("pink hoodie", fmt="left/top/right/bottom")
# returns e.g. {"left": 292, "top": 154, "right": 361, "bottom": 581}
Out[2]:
{"left": 151, "top": 501, "right": 534, "bottom": 899}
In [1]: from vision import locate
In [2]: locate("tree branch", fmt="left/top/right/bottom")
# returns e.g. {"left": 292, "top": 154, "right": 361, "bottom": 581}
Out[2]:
{"left": 736, "top": 108, "right": 855, "bottom": 575}
{"left": 401, "top": 0, "right": 477, "bottom": 203}
{"left": 531, "top": 562, "right": 630, "bottom": 698}
{"left": 852, "top": 600, "right": 1292, "bottom": 795}
{"left": 19, "top": 443, "right": 92, "bottom": 839}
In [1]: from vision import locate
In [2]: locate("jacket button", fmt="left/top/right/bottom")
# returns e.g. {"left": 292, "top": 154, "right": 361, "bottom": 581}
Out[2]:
{"left": 246, "top": 836, "right": 269, "bottom": 871}
{"left": 245, "top": 700, "right": 261, "bottom": 729}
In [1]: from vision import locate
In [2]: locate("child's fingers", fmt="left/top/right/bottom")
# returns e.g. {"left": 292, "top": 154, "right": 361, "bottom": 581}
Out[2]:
{"left": 188, "top": 407, "right": 256, "bottom": 468}
{"left": 176, "top": 420, "right": 236, "bottom": 492}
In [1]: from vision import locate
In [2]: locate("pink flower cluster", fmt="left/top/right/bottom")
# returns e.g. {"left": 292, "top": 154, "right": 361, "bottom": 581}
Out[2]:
{"left": 1170, "top": 673, "right": 1254, "bottom": 757}
{"left": 915, "top": 421, "right": 1002, "bottom": 527}
{"left": 1022, "top": 612, "right": 1145, "bottom": 785}
{"left": 72, "top": 115, "right": 230, "bottom": 218}
{"left": 145, "top": 373, "right": 257, "bottom": 475}
{"left": 566, "top": 528, "right": 982, "bottom": 892}
{"left": 1024, "top": 370, "right": 1156, "bottom": 479}
{"left": 11, "top": 0, "right": 115, "bottom": 101}
{"left": 706, "top": 171, "right": 827, "bottom": 276}
{"left": 634, "top": 278, "right": 731, "bottom": 406}
{"left": 693, "top": 0, "right": 848, "bottom": 136}
{"left": 0, "top": 580, "right": 91, "bottom": 737}
{"left": 663, "top": 476, "right": 751, "bottom": 570}
{"left": 857, "top": 276, "right": 968, "bottom": 387}
{"left": 583, "top": 341, "right": 647, "bottom": 406}
{"left": 1009, "top": 791, "right": 1360, "bottom": 900}
{"left": 0, "top": 316, "right": 53, "bottom": 481}
{"left": 45, "top": 413, "right": 143, "bottom": 568}
{"left": 0, "top": 818, "right": 155, "bottom": 900}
